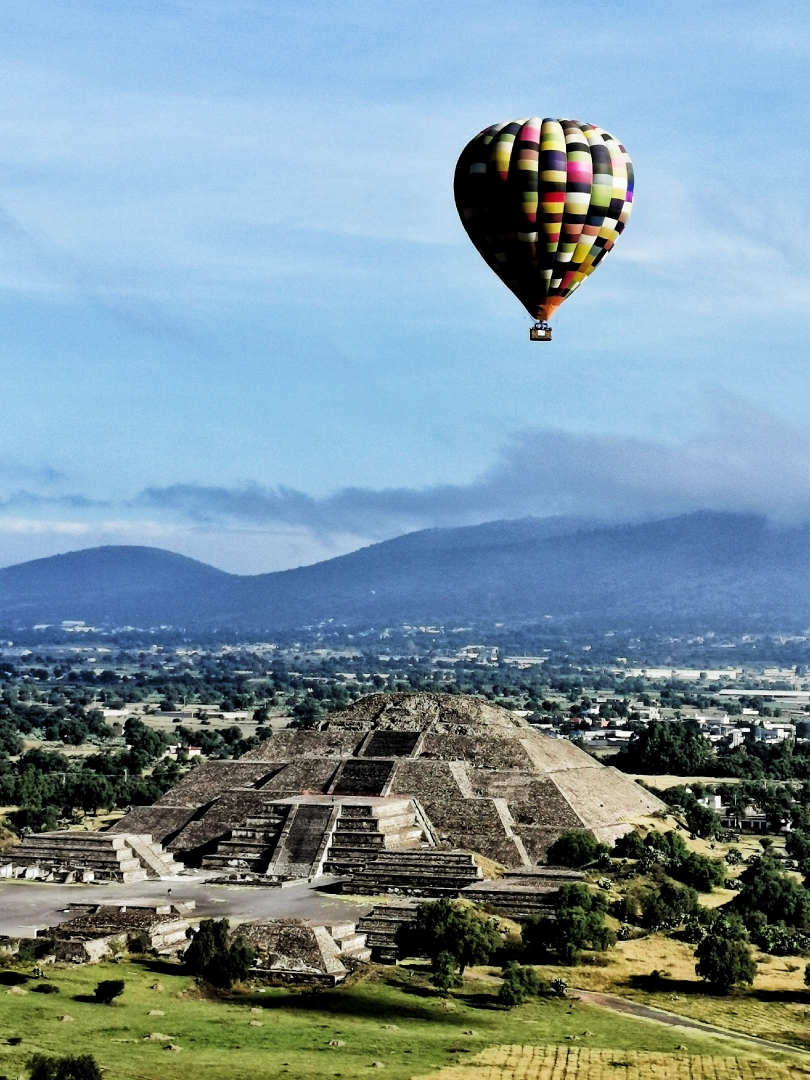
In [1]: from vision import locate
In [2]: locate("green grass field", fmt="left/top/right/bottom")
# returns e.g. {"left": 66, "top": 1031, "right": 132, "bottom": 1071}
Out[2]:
{"left": 0, "top": 958, "right": 800, "bottom": 1080}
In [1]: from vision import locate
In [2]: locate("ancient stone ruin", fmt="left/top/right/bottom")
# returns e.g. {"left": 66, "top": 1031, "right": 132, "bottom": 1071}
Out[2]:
{"left": 107, "top": 692, "right": 665, "bottom": 894}
{"left": 1, "top": 831, "right": 182, "bottom": 883}
{"left": 238, "top": 918, "right": 371, "bottom": 985}
{"left": 0, "top": 901, "right": 195, "bottom": 964}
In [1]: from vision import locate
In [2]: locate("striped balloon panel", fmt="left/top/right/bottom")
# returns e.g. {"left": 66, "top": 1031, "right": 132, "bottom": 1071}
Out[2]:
{"left": 454, "top": 116, "right": 633, "bottom": 321}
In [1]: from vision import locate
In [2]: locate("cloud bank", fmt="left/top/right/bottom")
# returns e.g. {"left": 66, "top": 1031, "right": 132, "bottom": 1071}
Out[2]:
{"left": 139, "top": 396, "right": 810, "bottom": 542}
{"left": 3, "top": 395, "right": 810, "bottom": 574}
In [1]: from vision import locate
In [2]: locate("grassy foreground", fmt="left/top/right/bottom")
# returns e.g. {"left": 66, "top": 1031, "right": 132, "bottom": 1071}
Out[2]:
{"left": 0, "top": 958, "right": 801, "bottom": 1080}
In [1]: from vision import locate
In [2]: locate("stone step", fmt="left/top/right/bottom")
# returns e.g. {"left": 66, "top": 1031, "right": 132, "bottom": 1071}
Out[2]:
{"left": 202, "top": 856, "right": 268, "bottom": 872}
{"left": 333, "top": 932, "right": 368, "bottom": 954}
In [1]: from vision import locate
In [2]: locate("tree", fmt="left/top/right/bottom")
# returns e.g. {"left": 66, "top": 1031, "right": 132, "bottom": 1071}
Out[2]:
{"left": 430, "top": 951, "right": 463, "bottom": 994}
{"left": 184, "top": 918, "right": 255, "bottom": 988}
{"left": 396, "top": 900, "right": 501, "bottom": 973}
{"left": 498, "top": 962, "right": 541, "bottom": 1008}
{"left": 93, "top": 979, "right": 124, "bottom": 1004}
{"left": 614, "top": 720, "right": 713, "bottom": 775}
{"left": 523, "top": 884, "right": 615, "bottom": 964}
{"left": 732, "top": 854, "right": 810, "bottom": 929}
{"left": 546, "top": 830, "right": 609, "bottom": 868}
{"left": 684, "top": 802, "right": 722, "bottom": 840}
{"left": 695, "top": 934, "right": 756, "bottom": 993}
{"left": 29, "top": 1055, "right": 102, "bottom": 1080}
{"left": 613, "top": 830, "right": 645, "bottom": 859}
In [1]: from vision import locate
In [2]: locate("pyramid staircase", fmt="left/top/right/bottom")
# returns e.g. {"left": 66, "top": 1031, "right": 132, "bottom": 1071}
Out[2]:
{"left": 201, "top": 804, "right": 291, "bottom": 874}
{"left": 355, "top": 902, "right": 418, "bottom": 963}
{"left": 202, "top": 797, "right": 424, "bottom": 879}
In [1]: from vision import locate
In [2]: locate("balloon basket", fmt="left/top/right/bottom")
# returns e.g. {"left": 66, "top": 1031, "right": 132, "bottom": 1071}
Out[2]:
{"left": 529, "top": 322, "right": 552, "bottom": 341}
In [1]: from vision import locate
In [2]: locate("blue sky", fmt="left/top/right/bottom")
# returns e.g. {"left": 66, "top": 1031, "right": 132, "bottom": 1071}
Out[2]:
{"left": 1, "top": 0, "right": 810, "bottom": 572}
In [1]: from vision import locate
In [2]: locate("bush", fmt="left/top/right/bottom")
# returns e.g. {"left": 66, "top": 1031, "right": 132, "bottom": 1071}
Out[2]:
{"left": 675, "top": 851, "right": 727, "bottom": 892}
{"left": 126, "top": 930, "right": 152, "bottom": 954}
{"left": 93, "top": 979, "right": 124, "bottom": 1004}
{"left": 29, "top": 1055, "right": 102, "bottom": 1080}
{"left": 546, "top": 830, "right": 609, "bottom": 868}
{"left": 695, "top": 934, "right": 756, "bottom": 992}
{"left": 754, "top": 922, "right": 810, "bottom": 956}
{"left": 184, "top": 918, "right": 255, "bottom": 988}
{"left": 498, "top": 962, "right": 541, "bottom": 1008}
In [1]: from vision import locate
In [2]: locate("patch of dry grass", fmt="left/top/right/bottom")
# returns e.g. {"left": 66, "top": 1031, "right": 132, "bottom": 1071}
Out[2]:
{"left": 413, "top": 1044, "right": 807, "bottom": 1080}
{"left": 531, "top": 933, "right": 810, "bottom": 1050}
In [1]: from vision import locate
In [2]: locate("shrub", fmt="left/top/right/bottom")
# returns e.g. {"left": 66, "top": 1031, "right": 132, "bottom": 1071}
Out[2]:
{"left": 93, "top": 979, "right": 124, "bottom": 1004}
{"left": 29, "top": 1056, "right": 102, "bottom": 1080}
{"left": 754, "top": 922, "right": 810, "bottom": 956}
{"left": 546, "top": 830, "right": 609, "bottom": 868}
{"left": 695, "top": 934, "right": 756, "bottom": 992}
{"left": 674, "top": 851, "right": 727, "bottom": 892}
{"left": 498, "top": 962, "right": 541, "bottom": 1008}
{"left": 126, "top": 930, "right": 152, "bottom": 954}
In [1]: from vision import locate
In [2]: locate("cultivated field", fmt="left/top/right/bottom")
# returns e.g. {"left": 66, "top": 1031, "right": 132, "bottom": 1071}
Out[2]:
{"left": 415, "top": 1044, "right": 810, "bottom": 1080}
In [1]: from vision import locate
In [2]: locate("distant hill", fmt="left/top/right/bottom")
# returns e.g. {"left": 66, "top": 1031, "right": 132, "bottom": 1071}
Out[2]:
{"left": 2, "top": 512, "right": 810, "bottom": 633}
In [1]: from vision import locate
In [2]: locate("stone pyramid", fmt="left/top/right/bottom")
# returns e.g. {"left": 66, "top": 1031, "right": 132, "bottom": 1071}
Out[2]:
{"left": 114, "top": 693, "right": 665, "bottom": 871}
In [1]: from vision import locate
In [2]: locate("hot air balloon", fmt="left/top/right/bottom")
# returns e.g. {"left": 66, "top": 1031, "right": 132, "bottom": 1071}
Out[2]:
{"left": 454, "top": 118, "right": 633, "bottom": 341}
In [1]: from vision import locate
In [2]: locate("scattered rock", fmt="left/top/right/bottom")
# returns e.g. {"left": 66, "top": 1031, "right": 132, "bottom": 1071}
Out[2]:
{"left": 6, "top": 986, "right": 26, "bottom": 996}
{"left": 370, "top": 1064, "right": 385, "bottom": 1070}
{"left": 56, "top": 1016, "right": 74, "bottom": 1023}
{"left": 164, "top": 1044, "right": 182, "bottom": 1052}
{"left": 462, "top": 1030, "right": 476, "bottom": 1036}
{"left": 144, "top": 1033, "right": 171, "bottom": 1041}
{"left": 250, "top": 1007, "right": 263, "bottom": 1014}
{"left": 249, "top": 1021, "right": 263, "bottom": 1027}
{"left": 147, "top": 1010, "right": 165, "bottom": 1016}
{"left": 328, "top": 1040, "right": 346, "bottom": 1047}
{"left": 382, "top": 1024, "right": 398, "bottom": 1030}
{"left": 676, "top": 1045, "right": 687, "bottom": 1050}
{"left": 150, "top": 982, "right": 164, "bottom": 992}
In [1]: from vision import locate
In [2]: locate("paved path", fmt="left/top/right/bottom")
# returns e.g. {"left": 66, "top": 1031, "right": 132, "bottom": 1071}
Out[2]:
{"left": 0, "top": 874, "right": 374, "bottom": 937}
{"left": 574, "top": 988, "right": 808, "bottom": 1056}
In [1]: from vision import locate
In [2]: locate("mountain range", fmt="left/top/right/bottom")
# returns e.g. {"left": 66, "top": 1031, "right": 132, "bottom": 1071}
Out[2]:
{"left": 1, "top": 511, "right": 809, "bottom": 633}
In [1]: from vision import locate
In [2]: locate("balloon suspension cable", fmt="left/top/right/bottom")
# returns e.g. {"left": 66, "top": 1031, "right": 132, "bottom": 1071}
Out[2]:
{"left": 529, "top": 320, "right": 552, "bottom": 342}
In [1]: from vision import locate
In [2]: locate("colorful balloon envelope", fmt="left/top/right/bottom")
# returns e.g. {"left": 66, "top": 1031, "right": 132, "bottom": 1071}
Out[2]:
{"left": 454, "top": 118, "right": 633, "bottom": 336}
